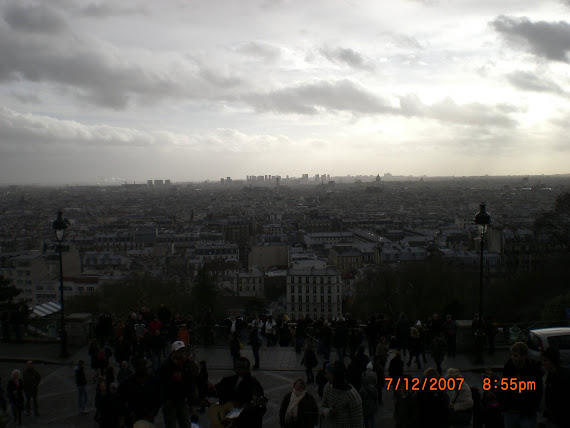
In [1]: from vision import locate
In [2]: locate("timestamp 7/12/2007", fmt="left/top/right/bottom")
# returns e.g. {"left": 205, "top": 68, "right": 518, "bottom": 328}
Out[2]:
{"left": 385, "top": 377, "right": 464, "bottom": 391}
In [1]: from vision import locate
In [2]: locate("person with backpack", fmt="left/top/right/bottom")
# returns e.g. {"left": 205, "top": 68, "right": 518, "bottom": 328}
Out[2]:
{"left": 301, "top": 343, "right": 318, "bottom": 384}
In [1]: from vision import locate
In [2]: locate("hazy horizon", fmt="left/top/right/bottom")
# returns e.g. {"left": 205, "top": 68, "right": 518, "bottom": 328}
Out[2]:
{"left": 1, "top": 0, "right": 570, "bottom": 184}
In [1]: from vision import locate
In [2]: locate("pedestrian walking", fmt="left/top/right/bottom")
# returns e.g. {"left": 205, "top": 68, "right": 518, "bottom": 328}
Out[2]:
{"left": 7, "top": 369, "right": 24, "bottom": 425}
{"left": 74, "top": 360, "right": 89, "bottom": 415}
{"left": 279, "top": 377, "right": 319, "bottom": 428}
{"left": 22, "top": 360, "right": 41, "bottom": 417}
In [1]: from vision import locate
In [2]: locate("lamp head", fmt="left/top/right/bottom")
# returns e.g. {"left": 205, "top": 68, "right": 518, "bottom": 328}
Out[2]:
{"left": 474, "top": 203, "right": 491, "bottom": 228}
{"left": 53, "top": 210, "right": 69, "bottom": 242}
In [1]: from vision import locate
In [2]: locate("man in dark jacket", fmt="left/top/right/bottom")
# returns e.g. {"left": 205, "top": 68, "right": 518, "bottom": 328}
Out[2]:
{"left": 499, "top": 342, "right": 543, "bottom": 428}
{"left": 74, "top": 360, "right": 88, "bottom": 414}
{"left": 158, "top": 341, "right": 199, "bottom": 428}
{"left": 119, "top": 358, "right": 161, "bottom": 427}
{"left": 214, "top": 357, "right": 266, "bottom": 428}
{"left": 540, "top": 347, "right": 570, "bottom": 428}
{"left": 23, "top": 361, "right": 41, "bottom": 416}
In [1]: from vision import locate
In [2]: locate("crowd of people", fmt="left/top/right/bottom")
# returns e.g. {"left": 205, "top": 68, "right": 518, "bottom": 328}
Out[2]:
{"left": 1, "top": 305, "right": 569, "bottom": 428}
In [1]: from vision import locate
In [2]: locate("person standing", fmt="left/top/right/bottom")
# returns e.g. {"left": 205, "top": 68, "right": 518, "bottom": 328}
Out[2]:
{"left": 7, "top": 369, "right": 24, "bottom": 425}
{"left": 118, "top": 358, "right": 162, "bottom": 427}
{"left": 279, "top": 377, "right": 319, "bottom": 428}
{"left": 74, "top": 360, "right": 89, "bottom": 415}
{"left": 158, "top": 341, "right": 197, "bottom": 428}
{"left": 301, "top": 343, "right": 318, "bottom": 384}
{"left": 442, "top": 314, "right": 457, "bottom": 358}
{"left": 320, "top": 321, "right": 333, "bottom": 361}
{"left": 446, "top": 368, "right": 474, "bottom": 426}
{"left": 359, "top": 363, "right": 379, "bottom": 428}
{"left": 539, "top": 347, "right": 570, "bottom": 428}
{"left": 250, "top": 325, "right": 262, "bottom": 369}
{"left": 213, "top": 356, "right": 266, "bottom": 428}
{"left": 499, "top": 342, "right": 543, "bottom": 428}
{"left": 321, "top": 360, "right": 364, "bottom": 428}
{"left": 22, "top": 360, "right": 41, "bottom": 417}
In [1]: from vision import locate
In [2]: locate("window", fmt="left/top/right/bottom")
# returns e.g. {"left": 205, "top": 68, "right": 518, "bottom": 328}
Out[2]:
{"left": 306, "top": 285, "right": 309, "bottom": 293}
{"left": 298, "top": 285, "right": 302, "bottom": 293}
{"left": 291, "top": 296, "right": 295, "bottom": 303}
{"left": 313, "top": 296, "right": 317, "bottom": 303}
{"left": 87, "top": 287, "right": 94, "bottom": 292}
{"left": 306, "top": 296, "right": 310, "bottom": 302}
{"left": 291, "top": 285, "right": 295, "bottom": 293}
{"left": 328, "top": 276, "right": 331, "bottom": 284}
{"left": 78, "top": 287, "right": 84, "bottom": 292}
{"left": 313, "top": 286, "right": 317, "bottom": 294}
{"left": 320, "top": 286, "right": 324, "bottom": 293}
{"left": 320, "top": 296, "right": 324, "bottom": 303}
{"left": 328, "top": 286, "right": 331, "bottom": 293}
{"left": 305, "top": 277, "right": 309, "bottom": 284}
{"left": 298, "top": 304, "right": 302, "bottom": 311}
{"left": 35, "top": 285, "right": 44, "bottom": 291}
{"left": 291, "top": 276, "right": 295, "bottom": 284}
{"left": 328, "top": 296, "right": 332, "bottom": 303}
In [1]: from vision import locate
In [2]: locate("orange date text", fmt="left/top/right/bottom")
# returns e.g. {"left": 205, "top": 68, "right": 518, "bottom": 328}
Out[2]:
{"left": 385, "top": 377, "right": 464, "bottom": 391}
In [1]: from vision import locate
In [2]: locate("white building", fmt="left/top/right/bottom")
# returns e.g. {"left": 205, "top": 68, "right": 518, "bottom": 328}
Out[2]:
{"left": 286, "top": 266, "right": 342, "bottom": 321}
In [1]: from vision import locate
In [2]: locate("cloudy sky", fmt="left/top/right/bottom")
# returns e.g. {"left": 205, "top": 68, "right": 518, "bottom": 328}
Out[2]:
{"left": 1, "top": 0, "right": 569, "bottom": 184}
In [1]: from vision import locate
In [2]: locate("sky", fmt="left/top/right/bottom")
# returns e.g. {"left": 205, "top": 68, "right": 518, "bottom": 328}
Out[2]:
{"left": 1, "top": 0, "right": 570, "bottom": 185}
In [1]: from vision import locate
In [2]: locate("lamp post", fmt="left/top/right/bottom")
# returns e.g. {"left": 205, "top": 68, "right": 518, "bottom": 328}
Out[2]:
{"left": 473, "top": 203, "right": 491, "bottom": 363}
{"left": 53, "top": 210, "right": 70, "bottom": 358}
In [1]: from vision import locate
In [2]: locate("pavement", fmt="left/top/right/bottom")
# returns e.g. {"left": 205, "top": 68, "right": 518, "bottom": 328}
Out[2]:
{"left": 0, "top": 340, "right": 511, "bottom": 428}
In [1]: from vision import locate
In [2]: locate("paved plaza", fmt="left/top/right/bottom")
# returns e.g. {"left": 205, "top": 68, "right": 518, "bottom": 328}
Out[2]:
{"left": 0, "top": 341, "right": 510, "bottom": 427}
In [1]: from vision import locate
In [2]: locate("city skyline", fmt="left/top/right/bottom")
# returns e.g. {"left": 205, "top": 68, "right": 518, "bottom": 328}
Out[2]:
{"left": 1, "top": 0, "right": 570, "bottom": 185}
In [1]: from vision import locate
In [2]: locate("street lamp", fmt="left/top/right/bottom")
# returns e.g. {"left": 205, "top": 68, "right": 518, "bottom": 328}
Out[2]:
{"left": 53, "top": 210, "right": 70, "bottom": 358}
{"left": 473, "top": 203, "right": 491, "bottom": 363}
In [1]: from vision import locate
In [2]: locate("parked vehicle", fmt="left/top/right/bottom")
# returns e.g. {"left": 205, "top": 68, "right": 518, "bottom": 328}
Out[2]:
{"left": 525, "top": 327, "right": 570, "bottom": 367}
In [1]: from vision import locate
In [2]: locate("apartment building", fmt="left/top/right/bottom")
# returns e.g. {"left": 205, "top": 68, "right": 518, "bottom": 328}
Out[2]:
{"left": 286, "top": 266, "right": 342, "bottom": 321}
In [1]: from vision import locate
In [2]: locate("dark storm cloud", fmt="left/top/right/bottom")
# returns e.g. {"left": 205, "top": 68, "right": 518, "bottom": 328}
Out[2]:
{"left": 319, "top": 47, "right": 374, "bottom": 71}
{"left": 3, "top": 2, "right": 66, "bottom": 34}
{"left": 491, "top": 16, "right": 570, "bottom": 63}
{"left": 0, "top": 21, "right": 234, "bottom": 109}
{"left": 242, "top": 79, "right": 396, "bottom": 115}
{"left": 506, "top": 71, "right": 565, "bottom": 95}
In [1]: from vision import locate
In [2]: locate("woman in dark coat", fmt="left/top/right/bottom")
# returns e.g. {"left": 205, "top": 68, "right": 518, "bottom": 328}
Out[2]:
{"left": 417, "top": 368, "right": 449, "bottom": 428}
{"left": 7, "top": 369, "right": 24, "bottom": 425}
{"left": 279, "top": 377, "right": 319, "bottom": 428}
